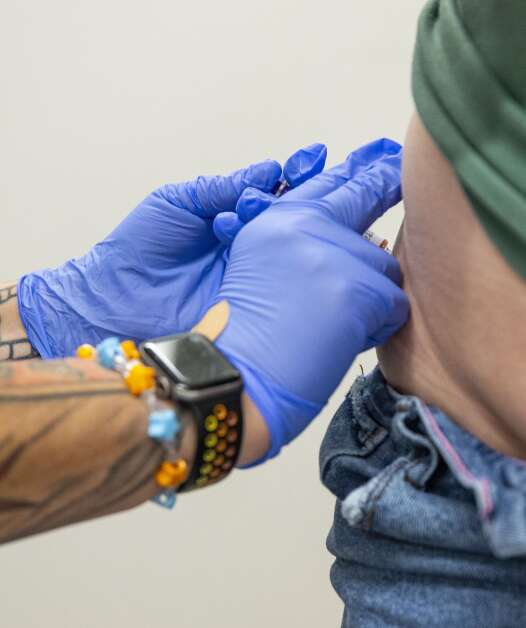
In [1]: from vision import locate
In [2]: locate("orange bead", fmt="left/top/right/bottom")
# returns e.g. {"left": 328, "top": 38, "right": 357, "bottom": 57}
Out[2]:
{"left": 226, "top": 411, "right": 238, "bottom": 427}
{"left": 76, "top": 344, "right": 96, "bottom": 360}
{"left": 210, "top": 468, "right": 221, "bottom": 479}
{"left": 216, "top": 439, "right": 227, "bottom": 453}
{"left": 213, "top": 454, "right": 226, "bottom": 467}
{"left": 121, "top": 340, "right": 140, "bottom": 360}
{"left": 214, "top": 404, "right": 228, "bottom": 420}
{"left": 155, "top": 459, "right": 188, "bottom": 488}
{"left": 124, "top": 363, "right": 156, "bottom": 396}
{"left": 227, "top": 429, "right": 238, "bottom": 444}
{"left": 217, "top": 423, "right": 228, "bottom": 438}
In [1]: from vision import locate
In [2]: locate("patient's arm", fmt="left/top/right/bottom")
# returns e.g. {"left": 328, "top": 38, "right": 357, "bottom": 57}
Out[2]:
{"left": 0, "top": 283, "right": 39, "bottom": 361}
{"left": 378, "top": 113, "right": 526, "bottom": 460}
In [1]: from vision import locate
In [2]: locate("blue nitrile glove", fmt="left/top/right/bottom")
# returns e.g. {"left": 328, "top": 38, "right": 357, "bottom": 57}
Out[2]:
{"left": 213, "top": 142, "right": 327, "bottom": 244}
{"left": 214, "top": 139, "right": 410, "bottom": 463}
{"left": 17, "top": 145, "right": 327, "bottom": 358}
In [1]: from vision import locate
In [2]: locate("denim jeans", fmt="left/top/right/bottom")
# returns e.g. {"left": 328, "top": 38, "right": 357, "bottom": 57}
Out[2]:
{"left": 320, "top": 368, "right": 526, "bottom": 627}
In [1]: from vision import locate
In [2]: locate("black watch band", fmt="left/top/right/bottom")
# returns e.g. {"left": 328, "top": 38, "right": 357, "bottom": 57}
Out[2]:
{"left": 140, "top": 329, "right": 244, "bottom": 492}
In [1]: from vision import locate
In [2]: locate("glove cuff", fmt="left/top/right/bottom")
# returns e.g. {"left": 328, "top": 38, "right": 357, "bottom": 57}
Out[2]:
{"left": 215, "top": 348, "right": 322, "bottom": 467}
{"left": 17, "top": 274, "right": 57, "bottom": 359}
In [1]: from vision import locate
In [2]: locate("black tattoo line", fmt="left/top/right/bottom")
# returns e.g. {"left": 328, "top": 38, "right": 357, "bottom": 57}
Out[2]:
{"left": 0, "top": 284, "right": 40, "bottom": 362}
{"left": 0, "top": 285, "right": 17, "bottom": 305}
{"left": 0, "top": 339, "right": 40, "bottom": 362}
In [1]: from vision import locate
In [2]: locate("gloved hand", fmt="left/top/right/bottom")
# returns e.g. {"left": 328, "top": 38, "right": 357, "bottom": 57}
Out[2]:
{"left": 214, "top": 139, "right": 409, "bottom": 463}
{"left": 18, "top": 145, "right": 327, "bottom": 358}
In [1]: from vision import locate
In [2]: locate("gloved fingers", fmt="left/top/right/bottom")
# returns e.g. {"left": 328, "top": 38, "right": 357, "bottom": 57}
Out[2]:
{"left": 213, "top": 212, "right": 244, "bottom": 245}
{"left": 282, "top": 143, "right": 327, "bottom": 189}
{"left": 214, "top": 144, "right": 328, "bottom": 244}
{"left": 281, "top": 138, "right": 401, "bottom": 202}
{"left": 236, "top": 188, "right": 275, "bottom": 224}
{"left": 310, "top": 220, "right": 404, "bottom": 285}
{"left": 214, "top": 185, "right": 276, "bottom": 245}
{"left": 364, "top": 319, "right": 407, "bottom": 350}
{"left": 361, "top": 245, "right": 404, "bottom": 285}
{"left": 165, "top": 159, "right": 282, "bottom": 218}
{"left": 361, "top": 275, "right": 410, "bottom": 347}
{"left": 354, "top": 243, "right": 404, "bottom": 285}
{"left": 231, "top": 143, "right": 328, "bottom": 228}
{"left": 316, "top": 148, "right": 402, "bottom": 233}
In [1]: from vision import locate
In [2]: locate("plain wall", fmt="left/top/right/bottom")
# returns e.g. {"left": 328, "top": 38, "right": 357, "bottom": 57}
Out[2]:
{"left": 1, "top": 2, "right": 425, "bottom": 626}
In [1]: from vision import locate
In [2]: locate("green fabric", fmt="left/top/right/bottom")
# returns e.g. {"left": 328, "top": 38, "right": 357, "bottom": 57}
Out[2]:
{"left": 412, "top": 0, "right": 526, "bottom": 277}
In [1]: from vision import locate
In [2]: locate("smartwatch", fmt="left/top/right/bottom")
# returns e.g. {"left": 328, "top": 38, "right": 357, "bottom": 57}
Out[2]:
{"left": 140, "top": 333, "right": 243, "bottom": 492}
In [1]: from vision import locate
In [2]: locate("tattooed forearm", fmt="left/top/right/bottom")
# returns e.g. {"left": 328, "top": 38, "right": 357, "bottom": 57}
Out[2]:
{"left": 0, "top": 358, "right": 178, "bottom": 544}
{"left": 0, "top": 283, "right": 40, "bottom": 362}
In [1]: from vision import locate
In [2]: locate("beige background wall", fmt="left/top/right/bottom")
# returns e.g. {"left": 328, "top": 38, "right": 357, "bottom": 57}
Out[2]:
{"left": 2, "top": 1, "right": 425, "bottom": 626}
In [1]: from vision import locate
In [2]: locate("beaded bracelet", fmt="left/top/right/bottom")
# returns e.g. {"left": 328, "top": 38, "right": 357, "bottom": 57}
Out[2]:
{"left": 77, "top": 338, "right": 188, "bottom": 509}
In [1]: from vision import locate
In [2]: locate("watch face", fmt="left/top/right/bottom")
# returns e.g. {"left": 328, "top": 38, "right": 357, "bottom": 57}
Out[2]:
{"left": 141, "top": 334, "right": 240, "bottom": 389}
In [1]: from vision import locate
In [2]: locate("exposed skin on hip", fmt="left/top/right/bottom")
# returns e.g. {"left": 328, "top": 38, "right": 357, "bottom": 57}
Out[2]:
{"left": 378, "top": 113, "right": 526, "bottom": 460}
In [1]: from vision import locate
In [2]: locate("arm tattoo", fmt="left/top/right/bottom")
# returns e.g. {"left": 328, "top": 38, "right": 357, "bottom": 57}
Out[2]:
{"left": 0, "top": 284, "right": 40, "bottom": 362}
{"left": 0, "top": 285, "right": 17, "bottom": 304}
{"left": 0, "top": 358, "right": 166, "bottom": 543}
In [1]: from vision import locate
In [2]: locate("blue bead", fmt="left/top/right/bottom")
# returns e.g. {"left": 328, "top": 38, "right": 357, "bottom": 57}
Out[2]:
{"left": 151, "top": 490, "right": 177, "bottom": 509}
{"left": 96, "top": 337, "right": 123, "bottom": 369}
{"left": 148, "top": 409, "right": 180, "bottom": 442}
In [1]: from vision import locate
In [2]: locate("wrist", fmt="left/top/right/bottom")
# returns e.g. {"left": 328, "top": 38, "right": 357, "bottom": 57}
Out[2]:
{"left": 18, "top": 272, "right": 61, "bottom": 358}
{"left": 19, "top": 252, "right": 110, "bottom": 358}
{"left": 237, "top": 393, "right": 270, "bottom": 467}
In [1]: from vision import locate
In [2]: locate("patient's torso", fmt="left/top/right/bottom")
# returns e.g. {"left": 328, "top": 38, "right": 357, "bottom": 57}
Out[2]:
{"left": 378, "top": 113, "right": 526, "bottom": 461}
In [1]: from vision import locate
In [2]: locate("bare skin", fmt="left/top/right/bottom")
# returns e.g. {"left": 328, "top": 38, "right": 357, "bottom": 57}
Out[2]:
{"left": 378, "top": 113, "right": 526, "bottom": 460}
{"left": 0, "top": 282, "right": 269, "bottom": 543}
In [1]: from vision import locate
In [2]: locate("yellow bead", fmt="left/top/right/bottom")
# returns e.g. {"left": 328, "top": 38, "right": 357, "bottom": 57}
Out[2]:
{"left": 155, "top": 459, "right": 188, "bottom": 488}
{"left": 205, "top": 415, "right": 218, "bottom": 432}
{"left": 196, "top": 477, "right": 208, "bottom": 488}
{"left": 121, "top": 340, "right": 140, "bottom": 360}
{"left": 155, "top": 469, "right": 174, "bottom": 488}
{"left": 203, "top": 449, "right": 217, "bottom": 463}
{"left": 76, "top": 344, "right": 96, "bottom": 360}
{"left": 214, "top": 404, "right": 228, "bottom": 420}
{"left": 124, "top": 363, "right": 156, "bottom": 396}
{"left": 204, "top": 433, "right": 218, "bottom": 448}
{"left": 200, "top": 463, "right": 213, "bottom": 476}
